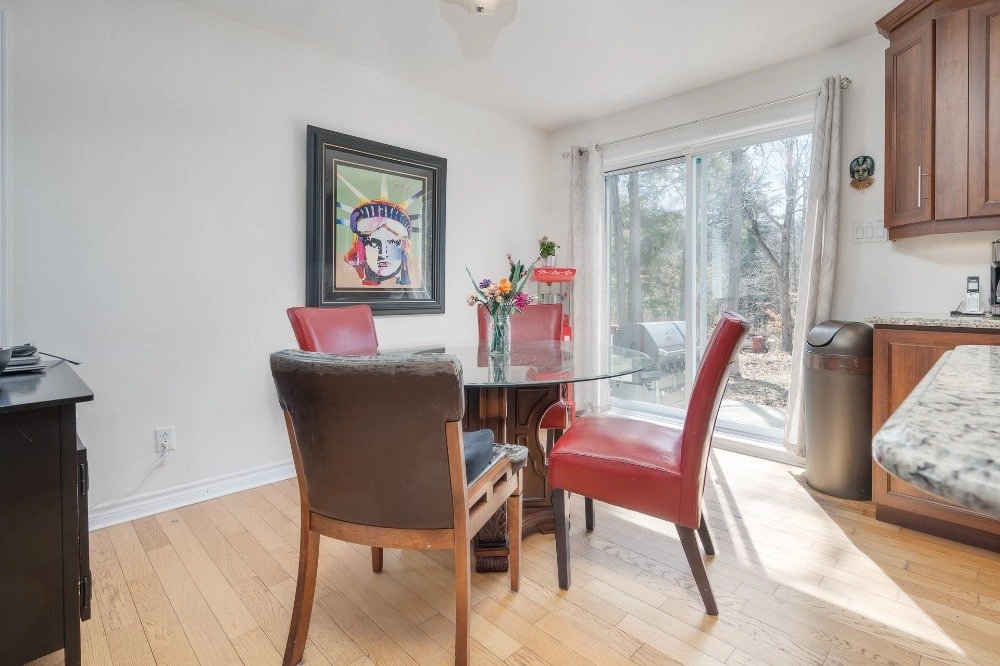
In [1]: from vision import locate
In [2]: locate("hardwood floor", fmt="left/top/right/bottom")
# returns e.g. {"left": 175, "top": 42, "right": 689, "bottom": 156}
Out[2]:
{"left": 31, "top": 448, "right": 1000, "bottom": 665}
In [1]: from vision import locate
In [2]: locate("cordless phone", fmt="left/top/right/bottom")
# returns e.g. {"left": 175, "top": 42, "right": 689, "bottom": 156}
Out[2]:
{"left": 966, "top": 276, "right": 982, "bottom": 313}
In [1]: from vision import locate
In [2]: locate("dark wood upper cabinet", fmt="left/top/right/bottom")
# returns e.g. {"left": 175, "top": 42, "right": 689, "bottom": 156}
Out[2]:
{"left": 969, "top": 1, "right": 1000, "bottom": 217}
{"left": 935, "top": 8, "right": 969, "bottom": 220}
{"left": 879, "top": 0, "right": 1000, "bottom": 239}
{"left": 886, "top": 21, "right": 935, "bottom": 228}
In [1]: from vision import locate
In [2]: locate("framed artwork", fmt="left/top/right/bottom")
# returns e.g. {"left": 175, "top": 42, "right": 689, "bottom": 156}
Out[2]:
{"left": 306, "top": 126, "right": 446, "bottom": 315}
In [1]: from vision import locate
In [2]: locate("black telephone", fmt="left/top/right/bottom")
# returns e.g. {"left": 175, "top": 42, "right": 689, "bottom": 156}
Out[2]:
{"left": 7, "top": 344, "right": 81, "bottom": 365}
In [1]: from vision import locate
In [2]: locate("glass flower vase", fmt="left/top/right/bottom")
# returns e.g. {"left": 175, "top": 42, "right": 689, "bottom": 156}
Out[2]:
{"left": 488, "top": 309, "right": 512, "bottom": 359}
{"left": 489, "top": 357, "right": 511, "bottom": 383}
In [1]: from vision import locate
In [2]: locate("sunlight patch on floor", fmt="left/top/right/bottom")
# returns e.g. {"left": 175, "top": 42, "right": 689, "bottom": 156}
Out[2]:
{"left": 781, "top": 576, "right": 966, "bottom": 656}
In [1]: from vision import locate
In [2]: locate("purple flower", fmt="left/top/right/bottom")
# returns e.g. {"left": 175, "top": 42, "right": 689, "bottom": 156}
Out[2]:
{"left": 478, "top": 278, "right": 491, "bottom": 289}
{"left": 514, "top": 292, "right": 532, "bottom": 308}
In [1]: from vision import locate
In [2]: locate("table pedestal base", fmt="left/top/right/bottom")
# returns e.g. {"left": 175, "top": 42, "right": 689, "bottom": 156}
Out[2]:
{"left": 464, "top": 385, "right": 562, "bottom": 573}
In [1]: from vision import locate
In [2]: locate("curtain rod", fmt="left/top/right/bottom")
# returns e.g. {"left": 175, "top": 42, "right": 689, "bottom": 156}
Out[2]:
{"left": 561, "top": 76, "right": 852, "bottom": 158}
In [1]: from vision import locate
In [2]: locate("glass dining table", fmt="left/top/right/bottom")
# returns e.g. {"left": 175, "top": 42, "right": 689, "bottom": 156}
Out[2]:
{"left": 380, "top": 340, "right": 654, "bottom": 572}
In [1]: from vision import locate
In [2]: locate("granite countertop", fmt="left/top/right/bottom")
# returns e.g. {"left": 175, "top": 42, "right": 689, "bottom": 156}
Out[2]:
{"left": 868, "top": 312, "right": 1000, "bottom": 329}
{"left": 873, "top": 345, "right": 1000, "bottom": 517}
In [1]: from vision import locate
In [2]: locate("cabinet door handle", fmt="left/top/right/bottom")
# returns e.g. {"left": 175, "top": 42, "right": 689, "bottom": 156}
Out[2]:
{"left": 917, "top": 165, "right": 922, "bottom": 208}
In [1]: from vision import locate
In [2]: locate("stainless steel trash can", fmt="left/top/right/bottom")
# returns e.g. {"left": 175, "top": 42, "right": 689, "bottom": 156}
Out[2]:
{"left": 804, "top": 321, "right": 873, "bottom": 500}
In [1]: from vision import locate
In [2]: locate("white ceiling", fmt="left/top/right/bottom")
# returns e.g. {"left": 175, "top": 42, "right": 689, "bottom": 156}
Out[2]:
{"left": 177, "top": 0, "right": 897, "bottom": 130}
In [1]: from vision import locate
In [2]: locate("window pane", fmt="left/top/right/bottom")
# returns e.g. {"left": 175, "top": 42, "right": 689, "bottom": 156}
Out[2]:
{"left": 607, "top": 160, "right": 689, "bottom": 411}
{"left": 697, "top": 134, "right": 811, "bottom": 433}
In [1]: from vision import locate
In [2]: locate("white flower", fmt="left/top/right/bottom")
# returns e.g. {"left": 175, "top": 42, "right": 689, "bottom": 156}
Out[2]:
{"left": 466, "top": 293, "right": 477, "bottom": 306}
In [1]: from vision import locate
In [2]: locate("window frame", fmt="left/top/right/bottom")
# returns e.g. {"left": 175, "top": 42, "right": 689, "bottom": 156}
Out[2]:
{"left": 603, "top": 101, "right": 815, "bottom": 444}
{"left": 0, "top": 9, "right": 9, "bottom": 344}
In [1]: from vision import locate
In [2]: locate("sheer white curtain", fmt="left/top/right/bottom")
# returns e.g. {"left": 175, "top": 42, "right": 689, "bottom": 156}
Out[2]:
{"left": 569, "top": 143, "right": 610, "bottom": 413}
{"left": 784, "top": 76, "right": 843, "bottom": 457}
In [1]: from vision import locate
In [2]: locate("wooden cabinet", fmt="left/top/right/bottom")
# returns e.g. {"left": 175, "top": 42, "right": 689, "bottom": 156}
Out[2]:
{"left": 969, "top": 1, "right": 1000, "bottom": 217}
{"left": 872, "top": 325, "right": 1000, "bottom": 551}
{"left": 0, "top": 365, "right": 93, "bottom": 665}
{"left": 879, "top": 0, "right": 1000, "bottom": 239}
{"left": 885, "top": 21, "right": 934, "bottom": 228}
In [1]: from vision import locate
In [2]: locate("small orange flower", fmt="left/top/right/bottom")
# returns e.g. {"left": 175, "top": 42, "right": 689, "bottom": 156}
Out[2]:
{"left": 497, "top": 278, "right": 512, "bottom": 294}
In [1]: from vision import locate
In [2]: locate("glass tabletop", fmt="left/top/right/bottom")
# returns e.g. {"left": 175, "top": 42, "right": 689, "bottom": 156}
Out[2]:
{"left": 378, "top": 341, "right": 654, "bottom": 387}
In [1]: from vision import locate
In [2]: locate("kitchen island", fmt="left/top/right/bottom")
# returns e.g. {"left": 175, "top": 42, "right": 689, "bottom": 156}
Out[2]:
{"left": 869, "top": 316, "right": 1000, "bottom": 551}
{"left": 873, "top": 345, "right": 1000, "bottom": 518}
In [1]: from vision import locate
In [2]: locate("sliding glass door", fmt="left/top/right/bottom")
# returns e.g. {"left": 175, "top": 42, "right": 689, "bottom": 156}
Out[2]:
{"left": 607, "top": 132, "right": 811, "bottom": 441}
{"left": 607, "top": 158, "right": 690, "bottom": 414}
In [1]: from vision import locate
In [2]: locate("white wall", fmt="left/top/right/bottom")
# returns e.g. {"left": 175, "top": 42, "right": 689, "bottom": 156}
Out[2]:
{"left": 7, "top": 0, "right": 549, "bottom": 516}
{"left": 548, "top": 34, "right": 1000, "bottom": 322}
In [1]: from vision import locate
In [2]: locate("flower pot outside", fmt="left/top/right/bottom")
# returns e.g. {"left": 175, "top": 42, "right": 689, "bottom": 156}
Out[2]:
{"left": 542, "top": 256, "right": 556, "bottom": 268}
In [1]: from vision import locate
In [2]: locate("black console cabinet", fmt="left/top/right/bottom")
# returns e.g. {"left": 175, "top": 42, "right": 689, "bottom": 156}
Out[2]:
{"left": 0, "top": 363, "right": 93, "bottom": 665}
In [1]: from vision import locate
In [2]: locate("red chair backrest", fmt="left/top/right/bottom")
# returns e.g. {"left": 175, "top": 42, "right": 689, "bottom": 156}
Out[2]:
{"left": 287, "top": 305, "right": 378, "bottom": 355}
{"left": 679, "top": 312, "right": 748, "bottom": 523}
{"left": 476, "top": 304, "right": 563, "bottom": 342}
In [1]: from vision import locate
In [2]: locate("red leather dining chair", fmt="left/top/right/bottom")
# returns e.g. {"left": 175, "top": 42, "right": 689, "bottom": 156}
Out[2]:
{"left": 286, "top": 305, "right": 383, "bottom": 571}
{"left": 476, "top": 304, "right": 574, "bottom": 431}
{"left": 548, "top": 312, "right": 749, "bottom": 615}
{"left": 287, "top": 305, "right": 379, "bottom": 356}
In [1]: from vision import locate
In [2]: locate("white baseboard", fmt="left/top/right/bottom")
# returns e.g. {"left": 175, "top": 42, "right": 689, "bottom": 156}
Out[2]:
{"left": 89, "top": 459, "right": 296, "bottom": 530}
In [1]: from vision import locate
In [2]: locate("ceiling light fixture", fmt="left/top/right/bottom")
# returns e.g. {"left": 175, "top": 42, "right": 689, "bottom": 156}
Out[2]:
{"left": 445, "top": 0, "right": 517, "bottom": 15}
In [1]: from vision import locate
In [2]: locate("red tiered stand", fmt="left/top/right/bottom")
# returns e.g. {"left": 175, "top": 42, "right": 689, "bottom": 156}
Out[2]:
{"left": 531, "top": 267, "right": 576, "bottom": 341}
{"left": 531, "top": 266, "right": 577, "bottom": 431}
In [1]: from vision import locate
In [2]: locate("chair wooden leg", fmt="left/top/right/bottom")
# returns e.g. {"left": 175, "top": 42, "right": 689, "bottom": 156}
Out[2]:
{"left": 283, "top": 527, "right": 320, "bottom": 666}
{"left": 454, "top": 539, "right": 472, "bottom": 665}
{"left": 584, "top": 497, "right": 595, "bottom": 531}
{"left": 553, "top": 488, "right": 571, "bottom": 590}
{"left": 696, "top": 511, "right": 715, "bottom": 556}
{"left": 546, "top": 428, "right": 557, "bottom": 451}
{"left": 676, "top": 525, "right": 718, "bottom": 616}
{"left": 371, "top": 546, "right": 383, "bottom": 573}
{"left": 506, "top": 485, "right": 522, "bottom": 592}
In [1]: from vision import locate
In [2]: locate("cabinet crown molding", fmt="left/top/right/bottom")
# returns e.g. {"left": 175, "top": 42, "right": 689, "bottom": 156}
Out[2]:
{"left": 877, "top": 0, "right": 936, "bottom": 36}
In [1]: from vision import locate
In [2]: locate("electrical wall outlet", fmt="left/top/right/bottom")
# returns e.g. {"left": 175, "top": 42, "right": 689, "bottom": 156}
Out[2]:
{"left": 154, "top": 426, "right": 176, "bottom": 453}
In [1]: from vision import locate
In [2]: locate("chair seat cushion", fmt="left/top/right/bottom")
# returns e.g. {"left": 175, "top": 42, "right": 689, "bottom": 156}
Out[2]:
{"left": 464, "top": 429, "right": 495, "bottom": 481}
{"left": 548, "top": 415, "right": 687, "bottom": 525}
{"left": 462, "top": 430, "right": 528, "bottom": 486}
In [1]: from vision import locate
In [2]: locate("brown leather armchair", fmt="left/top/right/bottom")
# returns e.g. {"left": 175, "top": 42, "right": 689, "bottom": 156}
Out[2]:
{"left": 271, "top": 350, "right": 527, "bottom": 665}
{"left": 286, "top": 305, "right": 385, "bottom": 571}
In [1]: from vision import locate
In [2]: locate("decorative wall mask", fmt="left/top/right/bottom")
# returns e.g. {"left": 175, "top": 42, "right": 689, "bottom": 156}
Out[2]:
{"left": 849, "top": 155, "right": 876, "bottom": 190}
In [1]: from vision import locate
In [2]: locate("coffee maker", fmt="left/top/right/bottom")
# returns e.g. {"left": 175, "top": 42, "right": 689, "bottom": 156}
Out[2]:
{"left": 991, "top": 240, "right": 1000, "bottom": 315}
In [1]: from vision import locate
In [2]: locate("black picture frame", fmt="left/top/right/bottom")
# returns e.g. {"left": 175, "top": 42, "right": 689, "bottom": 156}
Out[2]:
{"left": 306, "top": 126, "right": 446, "bottom": 315}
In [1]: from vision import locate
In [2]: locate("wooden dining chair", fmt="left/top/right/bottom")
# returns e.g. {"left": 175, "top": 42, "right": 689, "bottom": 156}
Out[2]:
{"left": 271, "top": 350, "right": 526, "bottom": 665}
{"left": 548, "top": 312, "right": 748, "bottom": 615}
{"left": 286, "top": 304, "right": 387, "bottom": 571}
{"left": 476, "top": 303, "right": 574, "bottom": 431}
